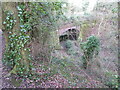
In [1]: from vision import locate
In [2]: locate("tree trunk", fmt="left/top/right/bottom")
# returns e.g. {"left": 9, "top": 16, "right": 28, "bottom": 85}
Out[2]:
{"left": 2, "top": 2, "right": 31, "bottom": 76}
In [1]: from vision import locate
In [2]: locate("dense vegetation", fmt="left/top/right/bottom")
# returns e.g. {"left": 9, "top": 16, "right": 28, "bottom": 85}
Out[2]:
{"left": 1, "top": 1, "right": 118, "bottom": 88}
{"left": 80, "top": 36, "right": 100, "bottom": 69}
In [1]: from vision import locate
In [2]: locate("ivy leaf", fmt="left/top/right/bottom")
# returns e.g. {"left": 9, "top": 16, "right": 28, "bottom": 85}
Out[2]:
{"left": 17, "top": 6, "right": 22, "bottom": 11}
{"left": 3, "top": 21, "right": 6, "bottom": 24}
{"left": 20, "top": 25, "right": 24, "bottom": 28}
{"left": 6, "top": 17, "right": 9, "bottom": 20}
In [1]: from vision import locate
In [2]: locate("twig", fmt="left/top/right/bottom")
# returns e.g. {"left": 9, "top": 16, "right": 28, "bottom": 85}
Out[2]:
{"left": 97, "top": 18, "right": 104, "bottom": 37}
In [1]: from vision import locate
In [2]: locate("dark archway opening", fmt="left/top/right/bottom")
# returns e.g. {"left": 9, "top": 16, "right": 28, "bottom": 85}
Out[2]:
{"left": 59, "top": 28, "right": 79, "bottom": 42}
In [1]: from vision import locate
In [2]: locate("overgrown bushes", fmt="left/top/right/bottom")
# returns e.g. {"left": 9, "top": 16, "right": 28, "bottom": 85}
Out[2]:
{"left": 50, "top": 56, "right": 80, "bottom": 87}
{"left": 2, "top": 2, "right": 66, "bottom": 76}
{"left": 65, "top": 40, "right": 73, "bottom": 49}
{"left": 80, "top": 35, "right": 100, "bottom": 69}
{"left": 104, "top": 71, "right": 118, "bottom": 88}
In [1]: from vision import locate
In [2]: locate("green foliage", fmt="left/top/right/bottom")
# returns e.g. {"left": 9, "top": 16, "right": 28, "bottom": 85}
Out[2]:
{"left": 104, "top": 71, "right": 118, "bottom": 88}
{"left": 80, "top": 35, "right": 100, "bottom": 69}
{"left": 107, "top": 75, "right": 118, "bottom": 88}
{"left": 64, "top": 40, "right": 78, "bottom": 55}
{"left": 3, "top": 3, "right": 32, "bottom": 76}
{"left": 112, "top": 8, "right": 117, "bottom": 13}
{"left": 3, "top": 11, "right": 16, "bottom": 30}
{"left": 29, "top": 2, "right": 65, "bottom": 41}
{"left": 26, "top": 2, "right": 66, "bottom": 62}
{"left": 2, "top": 11, "right": 17, "bottom": 68}
{"left": 50, "top": 57, "right": 74, "bottom": 80}
{"left": 65, "top": 40, "right": 73, "bottom": 49}
{"left": 50, "top": 56, "right": 84, "bottom": 87}
{"left": 3, "top": 2, "right": 66, "bottom": 76}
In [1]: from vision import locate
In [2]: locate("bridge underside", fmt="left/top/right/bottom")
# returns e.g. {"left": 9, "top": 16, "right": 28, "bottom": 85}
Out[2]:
{"left": 59, "top": 28, "right": 79, "bottom": 42}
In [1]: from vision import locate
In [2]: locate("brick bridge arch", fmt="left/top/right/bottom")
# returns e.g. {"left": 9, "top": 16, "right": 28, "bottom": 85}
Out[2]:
{"left": 58, "top": 26, "right": 80, "bottom": 42}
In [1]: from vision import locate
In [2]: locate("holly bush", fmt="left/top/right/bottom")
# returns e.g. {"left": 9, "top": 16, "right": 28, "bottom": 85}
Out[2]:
{"left": 80, "top": 35, "right": 100, "bottom": 69}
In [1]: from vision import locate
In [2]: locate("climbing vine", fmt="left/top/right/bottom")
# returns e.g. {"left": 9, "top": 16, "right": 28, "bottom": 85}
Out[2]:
{"left": 3, "top": 11, "right": 16, "bottom": 31}
{"left": 3, "top": 3, "right": 32, "bottom": 77}
{"left": 3, "top": 11, "right": 17, "bottom": 68}
{"left": 2, "top": 2, "right": 65, "bottom": 76}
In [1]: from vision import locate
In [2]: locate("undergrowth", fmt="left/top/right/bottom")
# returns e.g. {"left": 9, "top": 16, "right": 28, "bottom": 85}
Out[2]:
{"left": 80, "top": 35, "right": 100, "bottom": 69}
